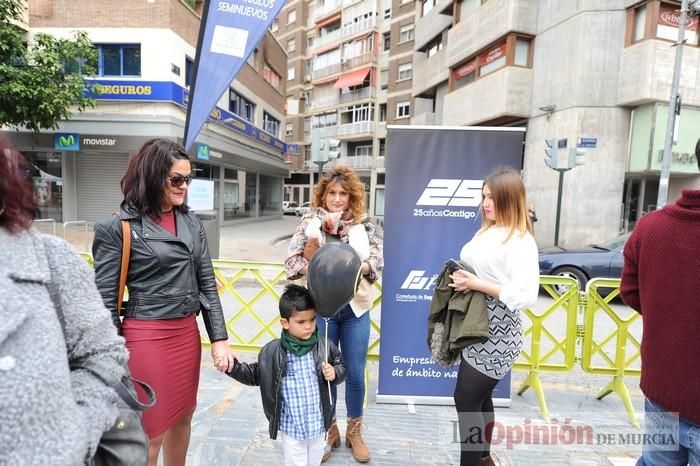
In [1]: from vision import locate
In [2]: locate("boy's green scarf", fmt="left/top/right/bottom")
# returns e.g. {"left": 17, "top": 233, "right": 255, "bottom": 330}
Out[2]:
{"left": 281, "top": 328, "right": 318, "bottom": 356}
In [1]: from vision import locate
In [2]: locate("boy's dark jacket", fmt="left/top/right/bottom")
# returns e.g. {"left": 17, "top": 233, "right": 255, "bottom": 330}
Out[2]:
{"left": 228, "top": 337, "right": 346, "bottom": 439}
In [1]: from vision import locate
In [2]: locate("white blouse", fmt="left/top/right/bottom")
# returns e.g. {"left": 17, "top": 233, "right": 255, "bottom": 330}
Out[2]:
{"left": 459, "top": 226, "right": 540, "bottom": 312}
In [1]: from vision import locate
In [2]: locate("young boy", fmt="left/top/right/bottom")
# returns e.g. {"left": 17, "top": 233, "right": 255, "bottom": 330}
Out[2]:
{"left": 227, "top": 284, "right": 346, "bottom": 466}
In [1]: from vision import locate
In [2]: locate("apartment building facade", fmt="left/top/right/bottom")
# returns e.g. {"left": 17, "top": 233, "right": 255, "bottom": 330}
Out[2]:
{"left": 411, "top": 0, "right": 700, "bottom": 246}
{"left": 3, "top": 0, "right": 290, "bottom": 224}
{"left": 276, "top": 0, "right": 415, "bottom": 216}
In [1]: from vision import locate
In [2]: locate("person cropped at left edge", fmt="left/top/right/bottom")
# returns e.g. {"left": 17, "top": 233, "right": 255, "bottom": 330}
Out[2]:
{"left": 0, "top": 139, "right": 129, "bottom": 465}
{"left": 92, "top": 138, "right": 234, "bottom": 466}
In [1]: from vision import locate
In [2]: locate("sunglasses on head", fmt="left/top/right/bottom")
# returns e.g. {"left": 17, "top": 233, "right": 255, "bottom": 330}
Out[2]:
{"left": 168, "top": 174, "right": 194, "bottom": 187}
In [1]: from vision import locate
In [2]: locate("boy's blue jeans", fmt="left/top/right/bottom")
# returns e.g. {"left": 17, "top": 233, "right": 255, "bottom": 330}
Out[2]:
{"left": 637, "top": 398, "right": 700, "bottom": 466}
{"left": 317, "top": 303, "right": 370, "bottom": 419}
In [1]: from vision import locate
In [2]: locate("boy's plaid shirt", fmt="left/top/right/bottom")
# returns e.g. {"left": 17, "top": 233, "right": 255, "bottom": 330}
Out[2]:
{"left": 279, "top": 351, "right": 325, "bottom": 440}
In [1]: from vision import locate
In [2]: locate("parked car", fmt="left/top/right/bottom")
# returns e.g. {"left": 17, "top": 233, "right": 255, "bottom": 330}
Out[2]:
{"left": 295, "top": 202, "right": 311, "bottom": 217}
{"left": 538, "top": 233, "right": 630, "bottom": 295}
{"left": 282, "top": 201, "right": 298, "bottom": 215}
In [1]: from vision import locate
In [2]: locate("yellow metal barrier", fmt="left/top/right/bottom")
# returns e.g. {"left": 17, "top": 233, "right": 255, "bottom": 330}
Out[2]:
{"left": 582, "top": 277, "right": 641, "bottom": 427}
{"left": 80, "top": 254, "right": 642, "bottom": 424}
{"left": 513, "top": 276, "right": 578, "bottom": 421}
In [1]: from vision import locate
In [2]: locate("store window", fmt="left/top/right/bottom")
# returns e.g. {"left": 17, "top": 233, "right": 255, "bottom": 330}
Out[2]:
{"left": 95, "top": 44, "right": 141, "bottom": 76}
{"left": 626, "top": 1, "right": 699, "bottom": 46}
{"left": 244, "top": 172, "right": 257, "bottom": 217}
{"left": 449, "top": 34, "right": 533, "bottom": 92}
{"left": 259, "top": 174, "right": 282, "bottom": 217}
{"left": 191, "top": 162, "right": 220, "bottom": 214}
{"left": 185, "top": 56, "right": 194, "bottom": 87}
{"left": 26, "top": 152, "right": 63, "bottom": 222}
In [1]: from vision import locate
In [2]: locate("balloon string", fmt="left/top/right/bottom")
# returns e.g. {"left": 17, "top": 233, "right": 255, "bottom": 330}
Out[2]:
{"left": 325, "top": 318, "right": 332, "bottom": 403}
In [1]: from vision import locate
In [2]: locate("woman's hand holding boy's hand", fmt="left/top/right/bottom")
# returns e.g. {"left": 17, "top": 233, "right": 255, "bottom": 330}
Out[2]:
{"left": 211, "top": 340, "right": 236, "bottom": 373}
{"left": 322, "top": 362, "right": 336, "bottom": 381}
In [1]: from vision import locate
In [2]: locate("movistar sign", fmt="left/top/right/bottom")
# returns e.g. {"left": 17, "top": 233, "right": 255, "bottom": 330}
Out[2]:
{"left": 55, "top": 133, "right": 80, "bottom": 151}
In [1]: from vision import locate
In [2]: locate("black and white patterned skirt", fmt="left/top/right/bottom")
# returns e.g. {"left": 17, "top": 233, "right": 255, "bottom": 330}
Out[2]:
{"left": 461, "top": 296, "right": 522, "bottom": 380}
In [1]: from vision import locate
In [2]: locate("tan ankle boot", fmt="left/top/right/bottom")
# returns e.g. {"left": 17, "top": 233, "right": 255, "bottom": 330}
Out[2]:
{"left": 346, "top": 417, "right": 371, "bottom": 463}
{"left": 321, "top": 419, "right": 340, "bottom": 463}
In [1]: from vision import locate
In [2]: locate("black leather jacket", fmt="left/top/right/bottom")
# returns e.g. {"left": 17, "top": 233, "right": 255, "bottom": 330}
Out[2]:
{"left": 228, "top": 338, "right": 346, "bottom": 440}
{"left": 92, "top": 203, "right": 228, "bottom": 342}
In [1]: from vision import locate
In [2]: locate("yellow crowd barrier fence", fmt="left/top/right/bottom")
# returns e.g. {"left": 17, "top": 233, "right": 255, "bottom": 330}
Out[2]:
{"left": 80, "top": 255, "right": 642, "bottom": 425}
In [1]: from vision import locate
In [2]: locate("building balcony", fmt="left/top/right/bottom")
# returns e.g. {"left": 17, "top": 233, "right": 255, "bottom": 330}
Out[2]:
{"left": 308, "top": 95, "right": 340, "bottom": 109}
{"left": 329, "top": 155, "right": 373, "bottom": 169}
{"left": 339, "top": 86, "right": 376, "bottom": 103}
{"left": 313, "top": 29, "right": 343, "bottom": 51}
{"left": 338, "top": 121, "right": 375, "bottom": 138}
{"left": 412, "top": 48, "right": 448, "bottom": 96}
{"left": 313, "top": 0, "right": 342, "bottom": 21}
{"left": 312, "top": 63, "right": 342, "bottom": 81}
{"left": 618, "top": 39, "right": 700, "bottom": 107}
{"left": 342, "top": 17, "right": 377, "bottom": 38}
{"left": 442, "top": 66, "right": 532, "bottom": 125}
{"left": 317, "top": 125, "right": 339, "bottom": 138}
{"left": 414, "top": 0, "right": 453, "bottom": 52}
{"left": 342, "top": 52, "right": 375, "bottom": 71}
{"left": 446, "top": 0, "right": 537, "bottom": 68}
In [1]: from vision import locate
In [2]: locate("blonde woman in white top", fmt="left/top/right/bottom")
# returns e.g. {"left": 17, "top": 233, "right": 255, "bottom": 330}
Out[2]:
{"left": 449, "top": 167, "right": 539, "bottom": 466}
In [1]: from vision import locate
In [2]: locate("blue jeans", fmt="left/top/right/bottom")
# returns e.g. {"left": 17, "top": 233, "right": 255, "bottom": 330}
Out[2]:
{"left": 317, "top": 303, "right": 370, "bottom": 419}
{"left": 637, "top": 398, "right": 700, "bottom": 466}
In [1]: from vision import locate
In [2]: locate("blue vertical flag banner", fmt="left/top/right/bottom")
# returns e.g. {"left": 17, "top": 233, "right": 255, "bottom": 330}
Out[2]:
{"left": 184, "top": 0, "right": 286, "bottom": 150}
{"left": 377, "top": 126, "right": 526, "bottom": 405}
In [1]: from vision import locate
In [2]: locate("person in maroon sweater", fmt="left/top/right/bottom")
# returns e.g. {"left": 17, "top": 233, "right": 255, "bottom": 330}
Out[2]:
{"left": 620, "top": 139, "right": 700, "bottom": 466}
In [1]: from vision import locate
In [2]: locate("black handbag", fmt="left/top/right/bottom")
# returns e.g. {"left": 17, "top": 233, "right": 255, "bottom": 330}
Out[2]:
{"left": 80, "top": 360, "right": 155, "bottom": 466}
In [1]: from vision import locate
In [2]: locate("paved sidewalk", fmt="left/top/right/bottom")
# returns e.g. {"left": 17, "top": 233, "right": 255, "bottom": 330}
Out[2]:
{"left": 189, "top": 354, "right": 644, "bottom": 466}
{"left": 183, "top": 218, "right": 647, "bottom": 466}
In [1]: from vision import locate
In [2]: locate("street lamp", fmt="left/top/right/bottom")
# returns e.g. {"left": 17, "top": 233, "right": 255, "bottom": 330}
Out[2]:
{"left": 657, "top": 0, "right": 699, "bottom": 208}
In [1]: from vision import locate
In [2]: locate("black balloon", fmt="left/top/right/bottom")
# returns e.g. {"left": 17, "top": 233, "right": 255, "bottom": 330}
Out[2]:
{"left": 307, "top": 243, "right": 363, "bottom": 318}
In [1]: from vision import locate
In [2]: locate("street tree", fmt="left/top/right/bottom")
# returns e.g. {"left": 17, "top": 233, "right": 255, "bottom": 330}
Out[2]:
{"left": 0, "top": 0, "right": 97, "bottom": 132}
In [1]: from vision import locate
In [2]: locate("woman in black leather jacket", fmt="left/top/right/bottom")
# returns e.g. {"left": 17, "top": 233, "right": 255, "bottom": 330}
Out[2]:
{"left": 92, "top": 138, "right": 234, "bottom": 466}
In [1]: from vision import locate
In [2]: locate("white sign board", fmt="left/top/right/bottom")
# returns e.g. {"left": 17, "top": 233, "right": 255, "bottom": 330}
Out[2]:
{"left": 188, "top": 179, "right": 215, "bottom": 211}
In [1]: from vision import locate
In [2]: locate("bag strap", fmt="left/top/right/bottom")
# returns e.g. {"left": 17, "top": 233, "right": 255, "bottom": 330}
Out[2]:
{"left": 117, "top": 218, "right": 131, "bottom": 318}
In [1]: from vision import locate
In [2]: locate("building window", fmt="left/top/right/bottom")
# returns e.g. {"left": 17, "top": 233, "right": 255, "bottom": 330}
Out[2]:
{"left": 426, "top": 36, "right": 443, "bottom": 57}
{"left": 287, "top": 66, "right": 295, "bottom": 81}
{"left": 247, "top": 48, "right": 257, "bottom": 69}
{"left": 627, "top": 1, "right": 699, "bottom": 47}
{"left": 287, "top": 38, "right": 296, "bottom": 53}
{"left": 399, "top": 24, "right": 415, "bottom": 43}
{"left": 514, "top": 38, "right": 531, "bottom": 66}
{"left": 657, "top": 2, "right": 699, "bottom": 45}
{"left": 384, "top": 8, "right": 391, "bottom": 19}
{"left": 355, "top": 145, "right": 372, "bottom": 157}
{"left": 270, "top": 19, "right": 279, "bottom": 32}
{"left": 400, "top": 0, "right": 412, "bottom": 5}
{"left": 479, "top": 42, "right": 506, "bottom": 75}
{"left": 263, "top": 111, "right": 280, "bottom": 137}
{"left": 185, "top": 56, "right": 194, "bottom": 87}
{"left": 453, "top": 59, "right": 477, "bottom": 90}
{"left": 307, "top": 35, "right": 314, "bottom": 48}
{"left": 287, "top": 9, "right": 296, "bottom": 24}
{"left": 379, "top": 103, "right": 387, "bottom": 121}
{"left": 396, "top": 101, "right": 410, "bottom": 118}
{"left": 633, "top": 4, "right": 647, "bottom": 43}
{"left": 286, "top": 123, "right": 294, "bottom": 137}
{"left": 422, "top": 0, "right": 437, "bottom": 16}
{"left": 312, "top": 111, "right": 338, "bottom": 128}
{"left": 264, "top": 63, "right": 282, "bottom": 91}
{"left": 383, "top": 32, "right": 391, "bottom": 51}
{"left": 96, "top": 44, "right": 141, "bottom": 76}
{"left": 397, "top": 63, "right": 412, "bottom": 81}
{"left": 229, "top": 90, "right": 255, "bottom": 122}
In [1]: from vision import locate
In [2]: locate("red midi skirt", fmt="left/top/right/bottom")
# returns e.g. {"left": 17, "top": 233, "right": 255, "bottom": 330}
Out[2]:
{"left": 122, "top": 313, "right": 201, "bottom": 439}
